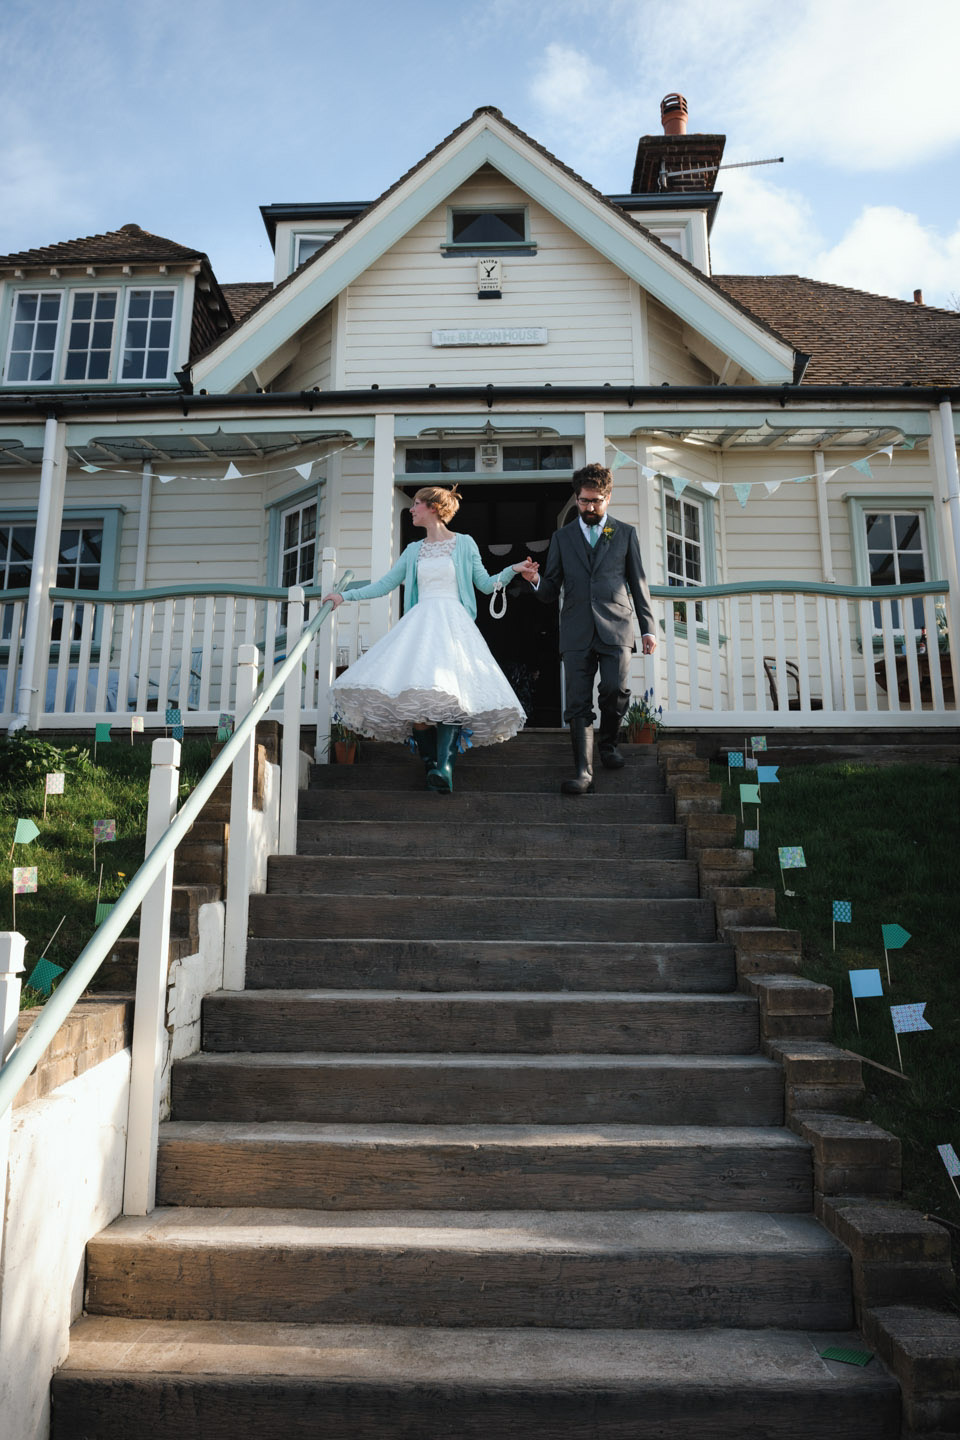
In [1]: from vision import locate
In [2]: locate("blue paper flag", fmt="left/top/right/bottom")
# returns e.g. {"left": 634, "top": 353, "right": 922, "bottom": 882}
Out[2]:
{"left": 728, "top": 751, "right": 744, "bottom": 769}
{"left": 756, "top": 765, "right": 779, "bottom": 783}
{"left": 882, "top": 924, "right": 911, "bottom": 950}
{"left": 165, "top": 708, "right": 182, "bottom": 726}
{"left": 891, "top": 1002, "right": 932, "bottom": 1035}
{"left": 849, "top": 969, "right": 883, "bottom": 999}
{"left": 833, "top": 900, "right": 852, "bottom": 924}
{"left": 938, "top": 1143, "right": 960, "bottom": 1178}
{"left": 13, "top": 818, "right": 40, "bottom": 845}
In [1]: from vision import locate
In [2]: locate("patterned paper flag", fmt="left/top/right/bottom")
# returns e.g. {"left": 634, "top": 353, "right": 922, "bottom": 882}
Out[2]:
{"left": 131, "top": 716, "right": 144, "bottom": 733}
{"left": 882, "top": 924, "right": 911, "bottom": 950}
{"left": 45, "top": 772, "right": 65, "bottom": 795}
{"left": 745, "top": 756, "right": 758, "bottom": 771}
{"left": 13, "top": 866, "right": 38, "bottom": 894}
{"left": 757, "top": 765, "right": 779, "bottom": 783}
{"left": 172, "top": 725, "right": 184, "bottom": 741}
{"left": 833, "top": 901, "right": 852, "bottom": 924}
{"left": 743, "top": 829, "right": 760, "bottom": 850}
{"left": 165, "top": 708, "right": 181, "bottom": 726}
{"left": 217, "top": 712, "right": 234, "bottom": 742}
{"left": 849, "top": 969, "right": 884, "bottom": 999}
{"left": 727, "top": 751, "right": 744, "bottom": 769}
{"left": 93, "top": 819, "right": 116, "bottom": 843}
{"left": 95, "top": 722, "right": 112, "bottom": 743}
{"left": 95, "top": 901, "right": 114, "bottom": 926}
{"left": 937, "top": 1143, "right": 960, "bottom": 1178}
{"left": 891, "top": 1003, "right": 932, "bottom": 1034}
{"left": 750, "top": 736, "right": 768, "bottom": 751}
{"left": 778, "top": 846, "right": 806, "bottom": 869}
{"left": 13, "top": 819, "right": 40, "bottom": 845}
{"left": 739, "top": 784, "right": 761, "bottom": 805}
{"left": 26, "top": 957, "right": 63, "bottom": 996}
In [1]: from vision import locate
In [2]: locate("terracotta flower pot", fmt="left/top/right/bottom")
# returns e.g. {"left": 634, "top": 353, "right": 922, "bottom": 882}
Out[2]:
{"left": 333, "top": 740, "right": 357, "bottom": 765}
{"left": 628, "top": 724, "right": 656, "bottom": 744}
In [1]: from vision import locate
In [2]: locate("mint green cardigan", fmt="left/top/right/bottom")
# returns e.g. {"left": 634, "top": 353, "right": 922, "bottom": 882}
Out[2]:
{"left": 342, "top": 534, "right": 515, "bottom": 620}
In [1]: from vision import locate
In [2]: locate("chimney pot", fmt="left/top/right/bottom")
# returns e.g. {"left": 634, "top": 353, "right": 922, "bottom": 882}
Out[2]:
{"left": 661, "top": 93, "right": 688, "bottom": 136}
{"left": 913, "top": 289, "right": 924, "bottom": 305}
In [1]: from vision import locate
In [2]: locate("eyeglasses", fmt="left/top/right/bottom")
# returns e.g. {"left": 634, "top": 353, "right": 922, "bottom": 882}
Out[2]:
{"left": 576, "top": 494, "right": 607, "bottom": 506}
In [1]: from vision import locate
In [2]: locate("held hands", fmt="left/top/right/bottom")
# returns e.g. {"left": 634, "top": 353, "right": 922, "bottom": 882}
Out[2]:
{"left": 512, "top": 557, "right": 540, "bottom": 584}
{"left": 642, "top": 635, "right": 657, "bottom": 655}
{"left": 322, "top": 592, "right": 344, "bottom": 609}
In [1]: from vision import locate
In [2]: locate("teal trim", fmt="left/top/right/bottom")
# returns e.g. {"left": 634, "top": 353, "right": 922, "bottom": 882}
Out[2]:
{"left": 658, "top": 483, "right": 717, "bottom": 587}
{"left": 51, "top": 582, "right": 290, "bottom": 602}
{"left": 194, "top": 124, "right": 795, "bottom": 393}
{"left": 659, "top": 619, "right": 727, "bottom": 647}
{"left": 0, "top": 505, "right": 123, "bottom": 645}
{"left": 602, "top": 411, "right": 933, "bottom": 437}
{"left": 396, "top": 470, "right": 573, "bottom": 484}
{"left": 64, "top": 416, "right": 376, "bottom": 447}
{"left": 0, "top": 568, "right": 353, "bottom": 1123}
{"left": 445, "top": 204, "right": 529, "bottom": 246}
{"left": 267, "top": 481, "right": 323, "bottom": 609}
{"left": 396, "top": 413, "right": 585, "bottom": 437}
{"left": 846, "top": 494, "right": 942, "bottom": 588}
{"left": 648, "top": 579, "right": 948, "bottom": 600}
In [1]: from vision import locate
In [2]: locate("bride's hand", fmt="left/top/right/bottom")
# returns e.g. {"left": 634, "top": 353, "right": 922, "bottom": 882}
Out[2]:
{"left": 513, "top": 557, "right": 539, "bottom": 582}
{"left": 322, "top": 592, "right": 344, "bottom": 608}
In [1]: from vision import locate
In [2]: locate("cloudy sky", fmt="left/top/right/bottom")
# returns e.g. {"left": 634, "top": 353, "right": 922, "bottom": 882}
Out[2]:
{"left": 2, "top": 0, "right": 959, "bottom": 307}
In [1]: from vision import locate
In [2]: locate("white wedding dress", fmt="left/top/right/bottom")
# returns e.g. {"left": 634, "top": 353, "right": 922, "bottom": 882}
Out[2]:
{"left": 331, "top": 537, "right": 526, "bottom": 745}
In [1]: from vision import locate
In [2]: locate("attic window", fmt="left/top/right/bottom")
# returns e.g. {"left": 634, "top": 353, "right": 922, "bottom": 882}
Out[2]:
{"left": 442, "top": 207, "right": 536, "bottom": 255}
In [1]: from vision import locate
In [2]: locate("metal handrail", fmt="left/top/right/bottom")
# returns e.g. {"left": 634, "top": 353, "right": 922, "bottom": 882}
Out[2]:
{"left": 0, "top": 571, "right": 352, "bottom": 1118}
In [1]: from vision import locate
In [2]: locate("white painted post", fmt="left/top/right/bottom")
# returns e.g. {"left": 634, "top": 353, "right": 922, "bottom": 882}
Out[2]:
{"left": 0, "top": 932, "right": 26, "bottom": 1212}
{"left": 368, "top": 412, "right": 396, "bottom": 645}
{"left": 316, "top": 548, "right": 337, "bottom": 762}
{"left": 123, "top": 739, "right": 180, "bottom": 1216}
{"left": 583, "top": 411, "right": 606, "bottom": 465}
{"left": 223, "top": 645, "right": 259, "bottom": 991}
{"left": 15, "top": 417, "right": 66, "bottom": 731}
{"left": 279, "top": 587, "right": 304, "bottom": 855}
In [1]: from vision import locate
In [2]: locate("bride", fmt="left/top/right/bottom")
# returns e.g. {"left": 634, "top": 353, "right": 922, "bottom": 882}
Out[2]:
{"left": 322, "top": 485, "right": 538, "bottom": 792}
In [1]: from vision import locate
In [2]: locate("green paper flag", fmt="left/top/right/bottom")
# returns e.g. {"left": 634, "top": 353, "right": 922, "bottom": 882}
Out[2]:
{"left": 95, "top": 723, "right": 112, "bottom": 743}
{"left": 26, "top": 957, "right": 63, "bottom": 996}
{"left": 95, "top": 901, "right": 114, "bottom": 926}
{"left": 13, "top": 818, "right": 40, "bottom": 845}
{"left": 881, "top": 923, "right": 911, "bottom": 950}
{"left": 819, "top": 1346, "right": 873, "bottom": 1367}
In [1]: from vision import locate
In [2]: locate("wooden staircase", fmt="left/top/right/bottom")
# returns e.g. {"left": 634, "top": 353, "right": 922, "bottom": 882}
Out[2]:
{"left": 52, "top": 731, "right": 900, "bottom": 1437}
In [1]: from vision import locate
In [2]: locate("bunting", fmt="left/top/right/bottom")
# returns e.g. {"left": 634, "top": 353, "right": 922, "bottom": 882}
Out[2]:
{"left": 70, "top": 438, "right": 365, "bottom": 487}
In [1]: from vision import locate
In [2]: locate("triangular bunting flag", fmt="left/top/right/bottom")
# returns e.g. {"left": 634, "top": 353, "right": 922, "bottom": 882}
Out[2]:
{"left": 223, "top": 462, "right": 241, "bottom": 481}
{"left": 733, "top": 483, "right": 751, "bottom": 509}
{"left": 671, "top": 477, "right": 689, "bottom": 497}
{"left": 764, "top": 480, "right": 782, "bottom": 495}
{"left": 611, "top": 450, "right": 631, "bottom": 470}
{"left": 294, "top": 462, "right": 313, "bottom": 480}
{"left": 80, "top": 463, "right": 101, "bottom": 473}
{"left": 157, "top": 474, "right": 177, "bottom": 484}
{"left": 851, "top": 458, "right": 873, "bottom": 477}
{"left": 701, "top": 481, "right": 720, "bottom": 497}
{"left": 878, "top": 445, "right": 894, "bottom": 462}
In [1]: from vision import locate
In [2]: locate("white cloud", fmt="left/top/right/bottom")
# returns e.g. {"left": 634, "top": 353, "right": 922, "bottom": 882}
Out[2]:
{"left": 811, "top": 206, "right": 960, "bottom": 307}
{"left": 708, "top": 170, "right": 822, "bottom": 275}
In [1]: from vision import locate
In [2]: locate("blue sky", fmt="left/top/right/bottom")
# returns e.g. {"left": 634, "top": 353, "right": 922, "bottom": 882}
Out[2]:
{"left": 2, "top": 0, "right": 959, "bottom": 306}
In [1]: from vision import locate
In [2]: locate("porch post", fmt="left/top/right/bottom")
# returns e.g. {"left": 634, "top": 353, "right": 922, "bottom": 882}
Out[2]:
{"left": 931, "top": 404, "right": 960, "bottom": 647}
{"left": 0, "top": 932, "right": 26, "bottom": 1237}
{"left": 584, "top": 412, "right": 606, "bottom": 466}
{"left": 13, "top": 417, "right": 67, "bottom": 731}
{"left": 813, "top": 452, "right": 836, "bottom": 583}
{"left": 368, "top": 412, "right": 396, "bottom": 646}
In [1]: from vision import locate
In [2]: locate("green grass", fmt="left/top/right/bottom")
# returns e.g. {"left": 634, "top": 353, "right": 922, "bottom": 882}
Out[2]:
{"left": 714, "top": 755, "right": 960, "bottom": 1274}
{"left": 0, "top": 733, "right": 212, "bottom": 1009}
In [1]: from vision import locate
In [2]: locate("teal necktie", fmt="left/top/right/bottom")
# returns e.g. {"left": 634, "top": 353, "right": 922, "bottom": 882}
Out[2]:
{"left": 588, "top": 524, "right": 600, "bottom": 547}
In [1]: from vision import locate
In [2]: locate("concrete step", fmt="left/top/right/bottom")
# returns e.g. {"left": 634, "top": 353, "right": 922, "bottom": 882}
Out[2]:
{"left": 170, "top": 1054, "right": 784, "bottom": 1126}
{"left": 53, "top": 1317, "right": 899, "bottom": 1440}
{"left": 309, "top": 764, "right": 664, "bottom": 793}
{"left": 202, "top": 992, "right": 759, "bottom": 1056}
{"left": 247, "top": 894, "right": 717, "bottom": 942}
{"left": 266, "top": 855, "right": 699, "bottom": 899}
{"left": 85, "top": 1209, "right": 851, "bottom": 1330}
{"left": 298, "top": 789, "right": 676, "bottom": 823}
{"left": 243, "top": 939, "right": 737, "bottom": 993}
{"left": 297, "top": 820, "right": 685, "bottom": 859}
{"left": 156, "top": 1121, "right": 811, "bottom": 1212}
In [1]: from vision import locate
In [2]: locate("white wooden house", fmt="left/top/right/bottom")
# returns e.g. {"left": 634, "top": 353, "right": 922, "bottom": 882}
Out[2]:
{"left": 0, "top": 100, "right": 957, "bottom": 740}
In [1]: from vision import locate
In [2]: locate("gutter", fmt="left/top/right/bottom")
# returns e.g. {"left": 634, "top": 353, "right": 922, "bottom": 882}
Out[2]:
{"left": 0, "top": 383, "right": 959, "bottom": 421}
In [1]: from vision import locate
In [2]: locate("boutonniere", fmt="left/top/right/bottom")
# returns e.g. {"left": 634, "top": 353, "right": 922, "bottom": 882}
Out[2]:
{"left": 601, "top": 523, "right": 615, "bottom": 542}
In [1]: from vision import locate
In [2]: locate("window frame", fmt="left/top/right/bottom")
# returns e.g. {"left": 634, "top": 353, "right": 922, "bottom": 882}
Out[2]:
{"left": 119, "top": 285, "right": 177, "bottom": 383}
{"left": 659, "top": 483, "right": 717, "bottom": 638}
{"left": 5, "top": 289, "right": 65, "bottom": 386}
{"left": 441, "top": 205, "right": 536, "bottom": 256}
{"left": 266, "top": 482, "right": 324, "bottom": 635}
{"left": 846, "top": 493, "right": 942, "bottom": 638}
{"left": 63, "top": 287, "right": 121, "bottom": 382}
{"left": 0, "top": 506, "right": 123, "bottom": 649}
{"left": 293, "top": 232, "right": 339, "bottom": 268}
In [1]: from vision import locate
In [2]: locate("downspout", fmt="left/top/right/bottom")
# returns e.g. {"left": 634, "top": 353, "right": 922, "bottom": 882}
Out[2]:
{"left": 939, "top": 399, "right": 960, "bottom": 590}
{"left": 11, "top": 416, "right": 64, "bottom": 733}
{"left": 814, "top": 451, "right": 836, "bottom": 582}
{"left": 130, "top": 462, "right": 153, "bottom": 670}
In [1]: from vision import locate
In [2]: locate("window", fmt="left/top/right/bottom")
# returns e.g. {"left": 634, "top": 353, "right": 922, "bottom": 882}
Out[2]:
{"left": 64, "top": 291, "right": 118, "bottom": 381}
{"left": 279, "top": 500, "right": 317, "bottom": 589}
{"left": 295, "top": 233, "right": 338, "bottom": 267}
{"left": 0, "top": 523, "right": 34, "bottom": 639}
{"left": 121, "top": 288, "right": 175, "bottom": 380}
{"left": 0, "top": 512, "right": 120, "bottom": 644}
{"left": 865, "top": 510, "right": 928, "bottom": 631}
{"left": 443, "top": 207, "right": 535, "bottom": 253}
{"left": 7, "top": 291, "right": 63, "bottom": 383}
{"left": 405, "top": 447, "right": 476, "bottom": 473}
{"left": 501, "top": 445, "right": 573, "bottom": 471}
{"left": 665, "top": 492, "right": 705, "bottom": 622}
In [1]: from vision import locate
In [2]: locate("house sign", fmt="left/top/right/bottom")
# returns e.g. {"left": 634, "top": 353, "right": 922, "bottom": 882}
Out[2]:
{"left": 431, "top": 327, "right": 548, "bottom": 347}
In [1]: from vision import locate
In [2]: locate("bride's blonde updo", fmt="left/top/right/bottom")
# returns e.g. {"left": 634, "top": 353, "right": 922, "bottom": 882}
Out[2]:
{"left": 413, "top": 485, "right": 461, "bottom": 523}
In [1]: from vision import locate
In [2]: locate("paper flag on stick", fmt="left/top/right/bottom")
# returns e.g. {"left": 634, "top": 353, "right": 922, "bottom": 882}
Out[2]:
{"left": 45, "top": 772, "right": 65, "bottom": 795}
{"left": 850, "top": 969, "right": 884, "bottom": 999}
{"left": 93, "top": 819, "right": 116, "bottom": 843}
{"left": 743, "top": 829, "right": 760, "bottom": 850}
{"left": 937, "top": 1143, "right": 960, "bottom": 1178}
{"left": 750, "top": 736, "right": 768, "bottom": 752}
{"left": 25, "top": 957, "right": 63, "bottom": 997}
{"left": 13, "top": 866, "right": 37, "bottom": 894}
{"left": 757, "top": 765, "right": 779, "bottom": 783}
{"left": 819, "top": 1347, "right": 873, "bottom": 1367}
{"left": 891, "top": 1002, "right": 932, "bottom": 1035}
{"left": 172, "top": 725, "right": 184, "bottom": 741}
{"left": 727, "top": 751, "right": 744, "bottom": 769}
{"left": 745, "top": 756, "right": 758, "bottom": 771}
{"left": 95, "top": 723, "right": 111, "bottom": 743}
{"left": 739, "top": 784, "right": 761, "bottom": 805}
{"left": 833, "top": 901, "right": 852, "bottom": 923}
{"left": 881, "top": 924, "right": 911, "bottom": 949}
{"left": 95, "top": 901, "right": 114, "bottom": 926}
{"left": 778, "top": 847, "right": 806, "bottom": 869}
{"left": 13, "top": 818, "right": 39, "bottom": 845}
{"left": 165, "top": 708, "right": 181, "bottom": 726}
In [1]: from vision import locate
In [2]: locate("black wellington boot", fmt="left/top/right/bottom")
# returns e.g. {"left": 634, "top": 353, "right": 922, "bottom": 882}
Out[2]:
{"left": 427, "top": 724, "right": 461, "bottom": 793}
{"left": 412, "top": 726, "right": 437, "bottom": 779}
{"left": 598, "top": 710, "right": 626, "bottom": 769}
{"left": 561, "top": 721, "right": 594, "bottom": 795}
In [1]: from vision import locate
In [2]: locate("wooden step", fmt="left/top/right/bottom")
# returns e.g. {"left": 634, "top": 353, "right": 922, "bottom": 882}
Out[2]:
{"left": 297, "top": 820, "right": 685, "bottom": 858}
{"left": 53, "top": 1317, "right": 899, "bottom": 1440}
{"left": 170, "top": 1053, "right": 784, "bottom": 1126}
{"left": 242, "top": 938, "right": 737, "bottom": 993}
{"left": 309, "top": 764, "right": 664, "bottom": 793}
{"left": 84, "top": 1209, "right": 852, "bottom": 1330}
{"left": 266, "top": 855, "right": 699, "bottom": 899}
{"left": 299, "top": 790, "right": 676, "bottom": 822}
{"left": 247, "top": 894, "right": 717, "bottom": 942}
{"left": 201, "top": 991, "right": 759, "bottom": 1055}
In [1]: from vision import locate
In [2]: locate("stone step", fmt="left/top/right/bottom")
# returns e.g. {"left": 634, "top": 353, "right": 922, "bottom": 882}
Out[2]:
{"left": 53, "top": 1317, "right": 899, "bottom": 1440}
{"left": 202, "top": 992, "right": 759, "bottom": 1056}
{"left": 266, "top": 856, "right": 699, "bottom": 899}
{"left": 297, "top": 820, "right": 685, "bottom": 859}
{"left": 310, "top": 764, "right": 664, "bottom": 793}
{"left": 170, "top": 1054, "right": 784, "bottom": 1126}
{"left": 247, "top": 894, "right": 717, "bottom": 943}
{"left": 298, "top": 790, "right": 676, "bottom": 823}
{"left": 243, "top": 938, "right": 737, "bottom": 993}
{"left": 84, "top": 1209, "right": 851, "bottom": 1330}
{"left": 156, "top": 1121, "right": 813, "bottom": 1212}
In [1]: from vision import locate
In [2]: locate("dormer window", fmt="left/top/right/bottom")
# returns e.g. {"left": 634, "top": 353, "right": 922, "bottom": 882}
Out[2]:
{"left": 3, "top": 283, "right": 177, "bottom": 385}
{"left": 442, "top": 207, "right": 536, "bottom": 255}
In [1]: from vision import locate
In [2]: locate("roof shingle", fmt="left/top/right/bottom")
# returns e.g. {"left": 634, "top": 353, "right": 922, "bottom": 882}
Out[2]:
{"left": 0, "top": 223, "right": 206, "bottom": 269}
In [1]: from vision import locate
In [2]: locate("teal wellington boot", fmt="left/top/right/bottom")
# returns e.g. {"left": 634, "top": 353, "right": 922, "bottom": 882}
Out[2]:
{"left": 412, "top": 726, "right": 437, "bottom": 780}
{"left": 427, "top": 724, "right": 461, "bottom": 793}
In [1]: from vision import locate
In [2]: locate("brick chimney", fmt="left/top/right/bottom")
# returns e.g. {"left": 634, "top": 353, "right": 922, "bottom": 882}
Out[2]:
{"left": 631, "top": 94, "right": 725, "bottom": 194}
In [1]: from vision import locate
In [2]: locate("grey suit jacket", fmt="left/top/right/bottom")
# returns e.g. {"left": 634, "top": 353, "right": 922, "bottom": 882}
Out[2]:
{"left": 535, "top": 515, "right": 656, "bottom": 653}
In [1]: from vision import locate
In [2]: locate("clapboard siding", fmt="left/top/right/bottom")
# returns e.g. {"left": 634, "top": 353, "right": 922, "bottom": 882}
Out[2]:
{"left": 646, "top": 298, "right": 715, "bottom": 386}
{"left": 272, "top": 303, "right": 333, "bottom": 392}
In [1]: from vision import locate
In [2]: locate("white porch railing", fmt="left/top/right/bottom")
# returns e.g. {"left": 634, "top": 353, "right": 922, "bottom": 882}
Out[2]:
{"left": 649, "top": 579, "right": 954, "bottom": 726}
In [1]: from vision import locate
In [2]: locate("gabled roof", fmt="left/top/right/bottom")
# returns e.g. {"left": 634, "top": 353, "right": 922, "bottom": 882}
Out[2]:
{"left": 222, "top": 282, "right": 273, "bottom": 323}
{"left": 191, "top": 106, "right": 798, "bottom": 393}
{"left": 713, "top": 275, "right": 960, "bottom": 386}
{"left": 0, "top": 222, "right": 206, "bottom": 270}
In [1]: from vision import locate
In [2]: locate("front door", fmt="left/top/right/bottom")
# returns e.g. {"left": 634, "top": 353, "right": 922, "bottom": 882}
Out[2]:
{"left": 399, "top": 481, "right": 570, "bottom": 726}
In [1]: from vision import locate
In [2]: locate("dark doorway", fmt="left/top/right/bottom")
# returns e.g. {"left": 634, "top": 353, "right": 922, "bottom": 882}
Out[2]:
{"left": 399, "top": 480, "right": 571, "bottom": 726}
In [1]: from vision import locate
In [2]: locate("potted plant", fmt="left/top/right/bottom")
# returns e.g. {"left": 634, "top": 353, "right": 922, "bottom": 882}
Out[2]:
{"left": 621, "top": 689, "right": 663, "bottom": 744}
{"left": 329, "top": 717, "right": 359, "bottom": 765}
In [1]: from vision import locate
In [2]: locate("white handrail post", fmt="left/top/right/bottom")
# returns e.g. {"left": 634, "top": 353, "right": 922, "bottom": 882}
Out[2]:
{"left": 223, "top": 645, "right": 259, "bottom": 990}
{"left": 279, "top": 587, "right": 304, "bottom": 855}
{"left": 316, "top": 548, "right": 337, "bottom": 762}
{"left": 123, "top": 739, "right": 180, "bottom": 1216}
{"left": 0, "top": 932, "right": 26, "bottom": 1220}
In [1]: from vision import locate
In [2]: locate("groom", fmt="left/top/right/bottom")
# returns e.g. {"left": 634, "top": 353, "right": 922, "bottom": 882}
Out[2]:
{"left": 531, "top": 463, "right": 657, "bottom": 794}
